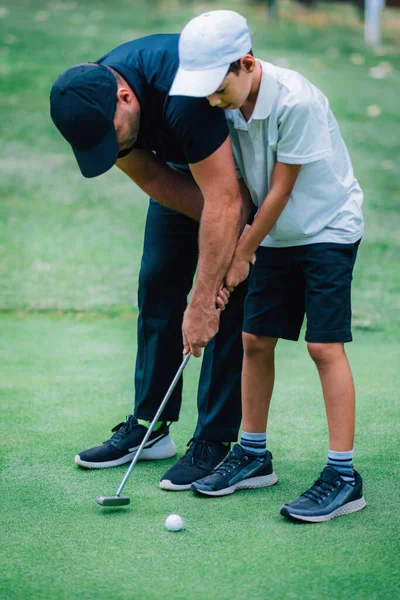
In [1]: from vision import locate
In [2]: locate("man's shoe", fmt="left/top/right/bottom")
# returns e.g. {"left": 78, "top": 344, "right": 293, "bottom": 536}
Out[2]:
{"left": 280, "top": 466, "right": 366, "bottom": 523}
{"left": 190, "top": 444, "right": 277, "bottom": 497}
{"left": 159, "top": 439, "right": 231, "bottom": 491}
{"left": 74, "top": 415, "right": 176, "bottom": 468}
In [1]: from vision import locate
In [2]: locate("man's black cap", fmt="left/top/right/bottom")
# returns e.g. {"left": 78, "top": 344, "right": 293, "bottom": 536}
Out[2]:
{"left": 50, "top": 63, "right": 119, "bottom": 178}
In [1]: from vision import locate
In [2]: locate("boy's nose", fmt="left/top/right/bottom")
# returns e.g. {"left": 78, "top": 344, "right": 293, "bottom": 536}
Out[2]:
{"left": 207, "top": 94, "right": 221, "bottom": 107}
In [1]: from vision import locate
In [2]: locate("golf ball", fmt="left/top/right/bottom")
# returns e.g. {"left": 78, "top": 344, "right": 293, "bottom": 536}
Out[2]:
{"left": 165, "top": 513, "right": 184, "bottom": 531}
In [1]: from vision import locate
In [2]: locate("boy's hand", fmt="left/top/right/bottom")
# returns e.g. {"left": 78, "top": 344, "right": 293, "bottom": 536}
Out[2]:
{"left": 216, "top": 286, "right": 231, "bottom": 311}
{"left": 225, "top": 251, "right": 253, "bottom": 290}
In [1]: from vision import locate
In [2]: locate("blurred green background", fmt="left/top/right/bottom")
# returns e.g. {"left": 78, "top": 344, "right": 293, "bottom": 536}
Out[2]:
{"left": 0, "top": 1, "right": 399, "bottom": 599}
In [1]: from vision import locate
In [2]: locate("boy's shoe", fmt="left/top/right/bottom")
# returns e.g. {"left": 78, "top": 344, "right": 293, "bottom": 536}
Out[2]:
{"left": 74, "top": 415, "right": 176, "bottom": 468}
{"left": 190, "top": 444, "right": 277, "bottom": 497}
{"left": 159, "top": 439, "right": 230, "bottom": 491}
{"left": 280, "top": 466, "right": 366, "bottom": 523}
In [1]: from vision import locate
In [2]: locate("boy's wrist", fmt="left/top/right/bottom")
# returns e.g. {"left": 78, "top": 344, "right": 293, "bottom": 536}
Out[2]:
{"left": 235, "top": 244, "right": 254, "bottom": 264}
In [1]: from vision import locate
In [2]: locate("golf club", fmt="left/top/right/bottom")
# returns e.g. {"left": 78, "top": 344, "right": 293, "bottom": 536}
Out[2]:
{"left": 96, "top": 352, "right": 191, "bottom": 506}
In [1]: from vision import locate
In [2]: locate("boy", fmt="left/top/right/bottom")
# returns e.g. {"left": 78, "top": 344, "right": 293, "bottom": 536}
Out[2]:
{"left": 170, "top": 10, "right": 366, "bottom": 522}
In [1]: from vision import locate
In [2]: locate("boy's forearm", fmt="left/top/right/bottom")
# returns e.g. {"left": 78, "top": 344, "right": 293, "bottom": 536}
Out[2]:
{"left": 237, "top": 189, "right": 290, "bottom": 260}
{"left": 237, "top": 162, "right": 302, "bottom": 260}
{"left": 238, "top": 178, "right": 254, "bottom": 232}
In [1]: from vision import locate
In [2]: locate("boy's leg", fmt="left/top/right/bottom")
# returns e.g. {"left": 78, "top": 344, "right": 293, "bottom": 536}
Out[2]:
{"left": 281, "top": 241, "right": 366, "bottom": 522}
{"left": 191, "top": 246, "right": 305, "bottom": 497}
{"left": 307, "top": 342, "right": 355, "bottom": 452}
{"left": 241, "top": 333, "right": 278, "bottom": 434}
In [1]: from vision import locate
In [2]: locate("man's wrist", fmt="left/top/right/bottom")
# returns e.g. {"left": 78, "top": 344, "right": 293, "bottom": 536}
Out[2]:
{"left": 189, "top": 287, "right": 217, "bottom": 310}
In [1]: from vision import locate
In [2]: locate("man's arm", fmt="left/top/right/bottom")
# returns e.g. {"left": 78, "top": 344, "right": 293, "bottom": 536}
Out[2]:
{"left": 225, "top": 162, "right": 302, "bottom": 289}
{"left": 117, "top": 140, "right": 249, "bottom": 357}
{"left": 184, "top": 137, "right": 243, "bottom": 356}
{"left": 116, "top": 148, "right": 204, "bottom": 221}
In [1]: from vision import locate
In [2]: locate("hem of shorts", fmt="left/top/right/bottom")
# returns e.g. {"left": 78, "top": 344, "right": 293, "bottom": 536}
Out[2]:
{"left": 243, "top": 322, "right": 300, "bottom": 341}
{"left": 305, "top": 329, "right": 352, "bottom": 343}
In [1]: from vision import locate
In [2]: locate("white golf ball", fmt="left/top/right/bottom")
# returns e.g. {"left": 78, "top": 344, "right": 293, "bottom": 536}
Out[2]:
{"left": 165, "top": 513, "right": 184, "bottom": 531}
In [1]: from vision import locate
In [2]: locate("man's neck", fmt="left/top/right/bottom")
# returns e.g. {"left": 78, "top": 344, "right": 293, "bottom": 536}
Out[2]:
{"left": 240, "top": 60, "right": 262, "bottom": 122}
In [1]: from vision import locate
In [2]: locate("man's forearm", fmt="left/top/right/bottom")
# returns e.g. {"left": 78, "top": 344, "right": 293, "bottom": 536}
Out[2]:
{"left": 116, "top": 150, "right": 204, "bottom": 220}
{"left": 191, "top": 193, "right": 242, "bottom": 304}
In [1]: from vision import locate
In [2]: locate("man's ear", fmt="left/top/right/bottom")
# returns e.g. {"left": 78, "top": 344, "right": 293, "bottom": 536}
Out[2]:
{"left": 116, "top": 87, "right": 131, "bottom": 105}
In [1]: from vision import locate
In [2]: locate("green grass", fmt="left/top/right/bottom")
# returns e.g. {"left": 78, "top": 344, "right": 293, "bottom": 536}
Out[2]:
{"left": 0, "top": 0, "right": 399, "bottom": 598}
{"left": 1, "top": 316, "right": 399, "bottom": 599}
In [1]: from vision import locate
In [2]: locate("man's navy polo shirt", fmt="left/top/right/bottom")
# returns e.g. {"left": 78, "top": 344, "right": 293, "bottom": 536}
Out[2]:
{"left": 97, "top": 34, "right": 229, "bottom": 165}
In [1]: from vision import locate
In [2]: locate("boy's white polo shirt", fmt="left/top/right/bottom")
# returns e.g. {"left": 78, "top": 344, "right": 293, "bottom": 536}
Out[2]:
{"left": 225, "top": 61, "right": 364, "bottom": 247}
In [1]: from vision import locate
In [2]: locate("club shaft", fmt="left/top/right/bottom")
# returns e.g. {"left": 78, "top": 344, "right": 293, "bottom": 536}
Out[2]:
{"left": 115, "top": 353, "right": 191, "bottom": 497}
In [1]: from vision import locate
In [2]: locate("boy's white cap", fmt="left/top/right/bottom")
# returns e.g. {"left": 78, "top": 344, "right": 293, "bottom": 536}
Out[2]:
{"left": 170, "top": 10, "right": 252, "bottom": 98}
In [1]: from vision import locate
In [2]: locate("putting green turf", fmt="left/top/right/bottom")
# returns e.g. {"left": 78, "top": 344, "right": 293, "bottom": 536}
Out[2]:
{"left": 1, "top": 0, "right": 400, "bottom": 598}
{"left": 0, "top": 316, "right": 399, "bottom": 600}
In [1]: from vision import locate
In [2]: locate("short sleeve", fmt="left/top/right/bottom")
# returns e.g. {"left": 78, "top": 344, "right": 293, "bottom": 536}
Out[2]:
{"left": 277, "top": 100, "right": 333, "bottom": 165}
{"left": 166, "top": 96, "right": 229, "bottom": 164}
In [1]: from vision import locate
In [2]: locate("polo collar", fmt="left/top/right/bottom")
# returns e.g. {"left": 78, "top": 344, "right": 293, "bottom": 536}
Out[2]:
{"left": 228, "top": 61, "right": 279, "bottom": 129}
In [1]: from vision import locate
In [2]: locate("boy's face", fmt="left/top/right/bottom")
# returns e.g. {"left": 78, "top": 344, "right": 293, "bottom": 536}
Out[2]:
{"left": 206, "top": 56, "right": 256, "bottom": 110}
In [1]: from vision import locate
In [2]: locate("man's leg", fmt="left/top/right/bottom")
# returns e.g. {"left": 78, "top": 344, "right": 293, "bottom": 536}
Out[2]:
{"left": 75, "top": 198, "right": 199, "bottom": 469}
{"left": 159, "top": 271, "right": 248, "bottom": 490}
{"left": 134, "top": 198, "right": 198, "bottom": 421}
{"left": 193, "top": 277, "right": 248, "bottom": 441}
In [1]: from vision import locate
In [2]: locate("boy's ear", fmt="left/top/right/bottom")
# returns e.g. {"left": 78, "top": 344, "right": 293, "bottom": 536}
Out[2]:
{"left": 240, "top": 55, "right": 257, "bottom": 73}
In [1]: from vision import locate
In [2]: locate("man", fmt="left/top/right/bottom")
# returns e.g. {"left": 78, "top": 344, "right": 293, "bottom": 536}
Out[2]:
{"left": 50, "top": 33, "right": 253, "bottom": 490}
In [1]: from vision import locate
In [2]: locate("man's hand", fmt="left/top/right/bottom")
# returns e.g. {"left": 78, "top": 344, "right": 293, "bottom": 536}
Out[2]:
{"left": 182, "top": 303, "right": 220, "bottom": 358}
{"left": 183, "top": 286, "right": 231, "bottom": 357}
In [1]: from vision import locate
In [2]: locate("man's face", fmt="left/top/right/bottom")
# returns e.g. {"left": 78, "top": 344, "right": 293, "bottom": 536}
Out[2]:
{"left": 206, "top": 68, "right": 252, "bottom": 110}
{"left": 113, "top": 92, "right": 141, "bottom": 153}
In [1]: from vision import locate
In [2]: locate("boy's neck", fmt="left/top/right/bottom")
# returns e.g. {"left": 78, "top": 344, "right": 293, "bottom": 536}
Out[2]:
{"left": 240, "top": 60, "right": 262, "bottom": 122}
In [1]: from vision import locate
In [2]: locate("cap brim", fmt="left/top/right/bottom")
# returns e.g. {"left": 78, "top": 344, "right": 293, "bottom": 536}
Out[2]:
{"left": 72, "top": 124, "right": 119, "bottom": 178}
{"left": 169, "top": 64, "right": 229, "bottom": 98}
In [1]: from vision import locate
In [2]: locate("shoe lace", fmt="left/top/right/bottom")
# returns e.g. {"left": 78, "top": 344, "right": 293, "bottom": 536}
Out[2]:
{"left": 185, "top": 438, "right": 214, "bottom": 465}
{"left": 106, "top": 415, "right": 138, "bottom": 444}
{"left": 302, "top": 475, "right": 340, "bottom": 503}
{"left": 213, "top": 453, "right": 244, "bottom": 476}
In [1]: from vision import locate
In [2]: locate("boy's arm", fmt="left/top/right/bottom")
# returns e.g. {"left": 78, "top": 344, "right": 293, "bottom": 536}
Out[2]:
{"left": 225, "top": 161, "right": 301, "bottom": 289}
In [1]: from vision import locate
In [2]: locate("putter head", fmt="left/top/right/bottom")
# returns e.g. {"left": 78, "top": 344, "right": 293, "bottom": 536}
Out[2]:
{"left": 96, "top": 495, "right": 130, "bottom": 507}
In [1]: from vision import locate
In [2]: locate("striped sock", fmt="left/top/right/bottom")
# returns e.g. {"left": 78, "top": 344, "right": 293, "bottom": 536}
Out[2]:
{"left": 240, "top": 431, "right": 267, "bottom": 457}
{"left": 327, "top": 449, "right": 355, "bottom": 482}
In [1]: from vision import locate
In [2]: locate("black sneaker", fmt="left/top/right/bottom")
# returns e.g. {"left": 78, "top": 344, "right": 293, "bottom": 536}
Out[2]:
{"left": 280, "top": 466, "right": 366, "bottom": 523}
{"left": 191, "top": 444, "right": 278, "bottom": 497}
{"left": 159, "top": 439, "right": 231, "bottom": 491}
{"left": 74, "top": 415, "right": 176, "bottom": 469}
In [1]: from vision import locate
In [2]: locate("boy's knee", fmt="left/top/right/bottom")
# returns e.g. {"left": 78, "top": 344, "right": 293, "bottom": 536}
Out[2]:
{"left": 307, "top": 342, "right": 344, "bottom": 366}
{"left": 242, "top": 333, "right": 277, "bottom": 357}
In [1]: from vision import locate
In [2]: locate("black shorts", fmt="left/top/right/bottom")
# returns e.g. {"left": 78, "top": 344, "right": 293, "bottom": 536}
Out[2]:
{"left": 243, "top": 240, "right": 361, "bottom": 343}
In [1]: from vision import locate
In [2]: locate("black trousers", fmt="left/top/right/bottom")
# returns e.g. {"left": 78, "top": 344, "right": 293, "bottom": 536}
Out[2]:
{"left": 133, "top": 198, "right": 246, "bottom": 441}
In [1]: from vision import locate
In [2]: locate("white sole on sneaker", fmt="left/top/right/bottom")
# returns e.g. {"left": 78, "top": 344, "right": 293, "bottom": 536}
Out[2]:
{"left": 283, "top": 496, "right": 367, "bottom": 522}
{"left": 74, "top": 435, "right": 177, "bottom": 469}
{"left": 194, "top": 472, "right": 278, "bottom": 497}
{"left": 159, "top": 479, "right": 192, "bottom": 491}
